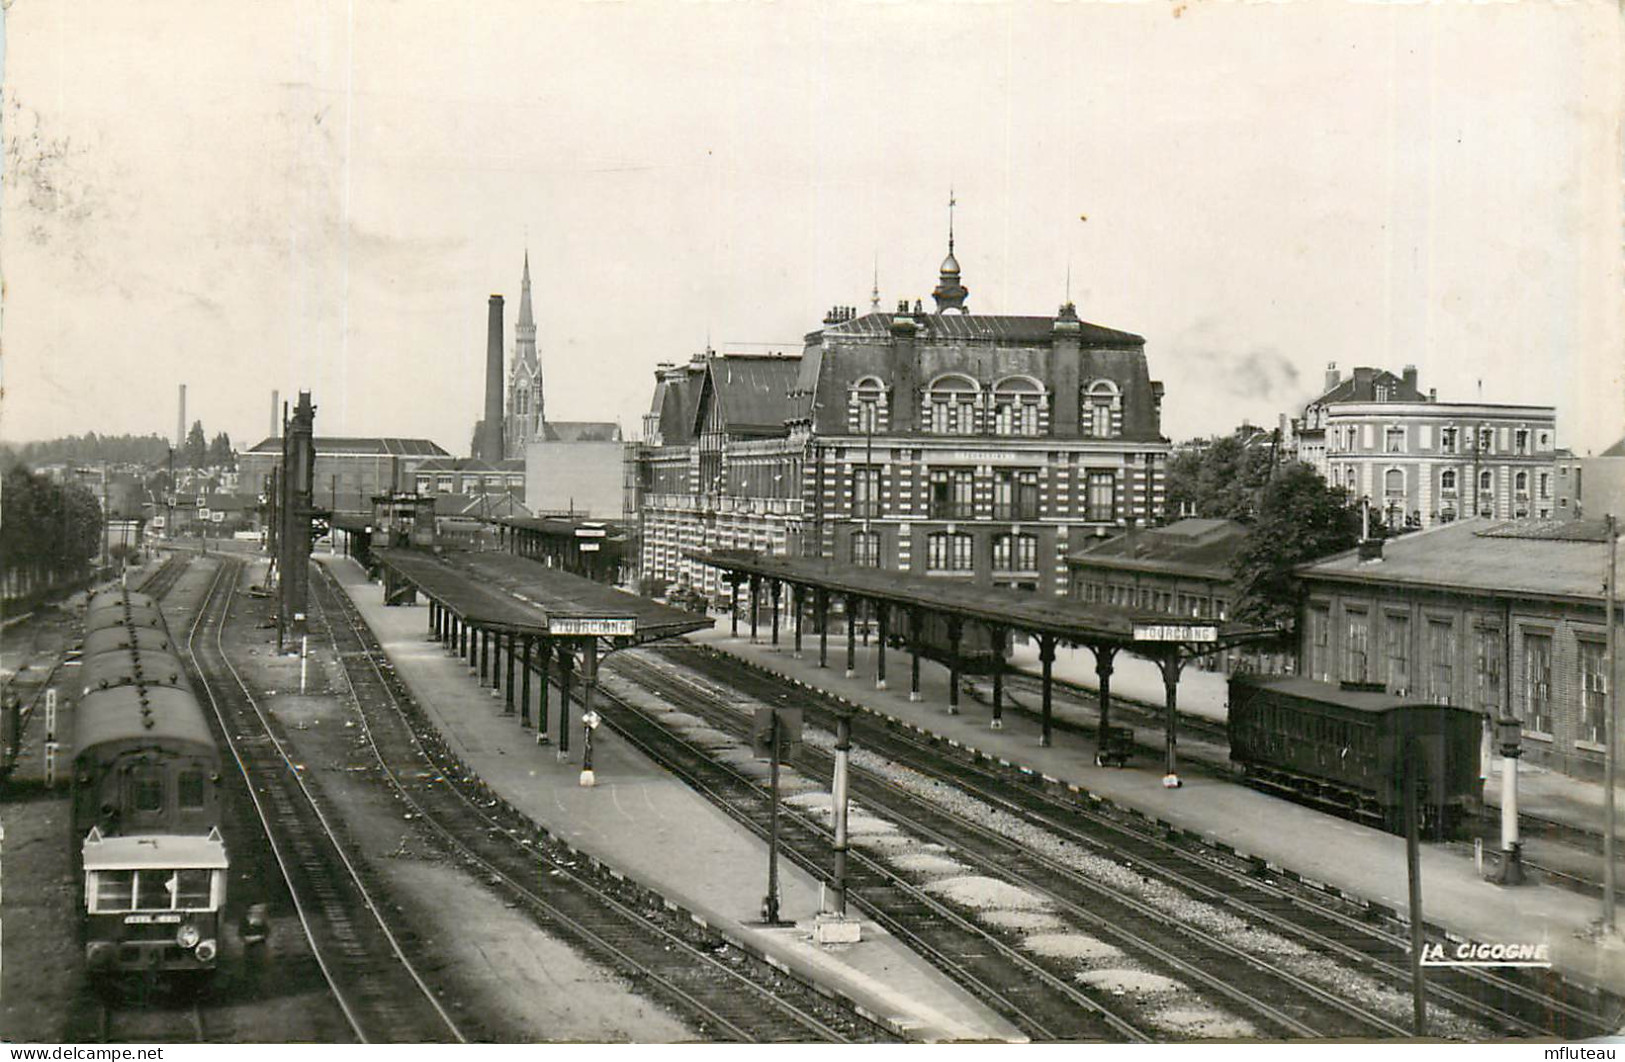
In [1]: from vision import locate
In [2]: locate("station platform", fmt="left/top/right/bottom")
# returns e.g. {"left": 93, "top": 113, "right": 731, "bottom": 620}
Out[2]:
{"left": 320, "top": 557, "right": 1024, "bottom": 1044}
{"left": 993, "top": 638, "right": 1625, "bottom": 850}
{"left": 682, "top": 623, "right": 1625, "bottom": 999}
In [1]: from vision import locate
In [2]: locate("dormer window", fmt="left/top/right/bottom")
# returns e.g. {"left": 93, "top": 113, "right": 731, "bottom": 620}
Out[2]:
{"left": 926, "top": 375, "right": 979, "bottom": 435}
{"left": 991, "top": 376, "right": 1045, "bottom": 437}
{"left": 850, "top": 377, "right": 889, "bottom": 434}
{"left": 1082, "top": 380, "right": 1120, "bottom": 438}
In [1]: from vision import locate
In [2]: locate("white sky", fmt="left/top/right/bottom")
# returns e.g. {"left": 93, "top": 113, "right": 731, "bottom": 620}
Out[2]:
{"left": 2, "top": 0, "right": 1622, "bottom": 454}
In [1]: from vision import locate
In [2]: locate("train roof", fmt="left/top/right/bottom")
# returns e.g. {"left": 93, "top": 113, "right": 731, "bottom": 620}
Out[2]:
{"left": 82, "top": 627, "right": 174, "bottom": 656}
{"left": 80, "top": 647, "right": 189, "bottom": 693}
{"left": 74, "top": 686, "right": 216, "bottom": 756}
{"left": 82, "top": 828, "right": 228, "bottom": 872}
{"left": 85, "top": 606, "right": 167, "bottom": 633}
{"left": 88, "top": 589, "right": 160, "bottom": 612}
{"left": 1230, "top": 674, "right": 1485, "bottom": 716}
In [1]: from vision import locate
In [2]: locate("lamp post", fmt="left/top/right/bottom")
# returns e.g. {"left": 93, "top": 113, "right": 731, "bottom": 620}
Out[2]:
{"left": 1493, "top": 715, "right": 1526, "bottom": 886}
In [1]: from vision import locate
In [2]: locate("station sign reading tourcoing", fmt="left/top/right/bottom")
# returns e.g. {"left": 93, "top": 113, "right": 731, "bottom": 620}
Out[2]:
{"left": 1132, "top": 623, "right": 1219, "bottom": 643}
{"left": 548, "top": 617, "right": 637, "bottom": 637}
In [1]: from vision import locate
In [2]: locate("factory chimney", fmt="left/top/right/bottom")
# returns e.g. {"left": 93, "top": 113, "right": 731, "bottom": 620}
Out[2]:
{"left": 479, "top": 295, "right": 505, "bottom": 461}
{"left": 176, "top": 384, "right": 187, "bottom": 449}
{"left": 271, "top": 390, "right": 280, "bottom": 440}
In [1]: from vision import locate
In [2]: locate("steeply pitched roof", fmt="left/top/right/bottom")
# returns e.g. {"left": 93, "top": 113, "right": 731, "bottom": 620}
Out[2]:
{"left": 703, "top": 356, "right": 802, "bottom": 434}
{"left": 1296, "top": 517, "right": 1614, "bottom": 601}
{"left": 1599, "top": 436, "right": 1625, "bottom": 458}
{"left": 813, "top": 310, "right": 1144, "bottom": 347}
{"left": 1307, "top": 367, "right": 1426, "bottom": 407}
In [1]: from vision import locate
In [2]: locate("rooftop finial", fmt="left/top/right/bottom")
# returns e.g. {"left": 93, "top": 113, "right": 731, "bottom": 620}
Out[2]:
{"left": 948, "top": 187, "right": 956, "bottom": 256}
{"left": 870, "top": 254, "right": 880, "bottom": 312}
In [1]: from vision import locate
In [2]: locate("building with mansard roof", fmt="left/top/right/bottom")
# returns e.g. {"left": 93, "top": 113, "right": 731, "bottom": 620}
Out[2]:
{"left": 630, "top": 233, "right": 1170, "bottom": 602}
{"left": 1291, "top": 363, "right": 1558, "bottom": 531}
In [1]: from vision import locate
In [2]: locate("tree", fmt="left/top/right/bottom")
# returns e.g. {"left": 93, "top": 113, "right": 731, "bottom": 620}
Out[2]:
{"left": 0, "top": 463, "right": 102, "bottom": 596}
{"left": 1164, "top": 434, "right": 1276, "bottom": 522}
{"left": 1231, "top": 463, "right": 1361, "bottom": 628}
{"left": 183, "top": 421, "right": 207, "bottom": 469}
{"left": 207, "top": 432, "right": 235, "bottom": 470}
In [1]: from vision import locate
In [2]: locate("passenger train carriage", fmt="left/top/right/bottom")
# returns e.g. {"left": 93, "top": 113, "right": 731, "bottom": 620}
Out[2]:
{"left": 1228, "top": 674, "right": 1484, "bottom": 840}
{"left": 74, "top": 588, "right": 227, "bottom": 975}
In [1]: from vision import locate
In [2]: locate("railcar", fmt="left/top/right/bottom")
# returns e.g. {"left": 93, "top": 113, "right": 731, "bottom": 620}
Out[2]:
{"left": 82, "top": 625, "right": 175, "bottom": 658}
{"left": 73, "top": 589, "right": 227, "bottom": 976}
{"left": 80, "top": 645, "right": 190, "bottom": 697}
{"left": 73, "top": 684, "right": 227, "bottom": 974}
{"left": 1227, "top": 675, "right": 1483, "bottom": 840}
{"left": 85, "top": 601, "right": 166, "bottom": 634}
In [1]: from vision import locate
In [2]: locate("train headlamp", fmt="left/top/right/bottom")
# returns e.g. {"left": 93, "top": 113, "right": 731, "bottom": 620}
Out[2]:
{"left": 176, "top": 924, "right": 201, "bottom": 949}
{"left": 194, "top": 939, "right": 217, "bottom": 963}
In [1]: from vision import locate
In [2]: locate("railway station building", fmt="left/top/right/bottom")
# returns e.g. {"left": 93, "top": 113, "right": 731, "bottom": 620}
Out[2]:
{"left": 632, "top": 242, "right": 1170, "bottom": 603}
{"left": 1289, "top": 364, "right": 1559, "bottom": 531}
{"left": 1293, "top": 517, "right": 1622, "bottom": 783}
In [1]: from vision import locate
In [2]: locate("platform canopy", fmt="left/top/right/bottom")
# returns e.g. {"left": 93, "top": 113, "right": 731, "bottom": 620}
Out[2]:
{"left": 376, "top": 548, "right": 712, "bottom": 643}
{"left": 691, "top": 549, "right": 1279, "bottom": 652}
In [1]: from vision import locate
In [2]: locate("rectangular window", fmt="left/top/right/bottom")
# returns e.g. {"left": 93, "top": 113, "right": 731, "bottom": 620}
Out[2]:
{"left": 993, "top": 533, "right": 1037, "bottom": 572}
{"left": 1581, "top": 640, "right": 1607, "bottom": 744}
{"left": 850, "top": 531, "right": 880, "bottom": 568}
{"left": 929, "top": 469, "right": 975, "bottom": 520}
{"left": 1085, "top": 471, "right": 1116, "bottom": 522}
{"left": 852, "top": 466, "right": 880, "bottom": 518}
{"left": 1427, "top": 619, "right": 1455, "bottom": 704}
{"left": 1523, "top": 632, "right": 1553, "bottom": 733}
{"left": 1440, "top": 427, "right": 1458, "bottom": 454}
{"left": 178, "top": 770, "right": 206, "bottom": 810}
{"left": 993, "top": 470, "right": 1040, "bottom": 521}
{"left": 1344, "top": 610, "right": 1370, "bottom": 682}
{"left": 92, "top": 871, "right": 135, "bottom": 913}
{"left": 174, "top": 869, "right": 213, "bottom": 910}
{"left": 1384, "top": 614, "right": 1410, "bottom": 692}
{"left": 133, "top": 775, "right": 163, "bottom": 813}
{"left": 1308, "top": 605, "right": 1332, "bottom": 682}
{"left": 856, "top": 399, "right": 879, "bottom": 434}
{"left": 1474, "top": 627, "right": 1502, "bottom": 717}
{"left": 1514, "top": 429, "right": 1530, "bottom": 455}
{"left": 928, "top": 532, "right": 975, "bottom": 572}
{"left": 1384, "top": 426, "right": 1406, "bottom": 453}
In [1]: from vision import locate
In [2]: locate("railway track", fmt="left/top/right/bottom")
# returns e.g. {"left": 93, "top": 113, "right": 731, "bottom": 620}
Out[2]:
{"left": 185, "top": 559, "right": 467, "bottom": 1044}
{"left": 308, "top": 563, "right": 891, "bottom": 1044}
{"left": 617, "top": 645, "right": 1624, "bottom": 1041}
{"left": 602, "top": 649, "right": 1435, "bottom": 1041}
{"left": 135, "top": 553, "right": 192, "bottom": 601}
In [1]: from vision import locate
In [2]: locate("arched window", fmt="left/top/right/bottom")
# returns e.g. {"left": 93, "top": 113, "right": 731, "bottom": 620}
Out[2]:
{"left": 1384, "top": 468, "right": 1404, "bottom": 496}
{"left": 1082, "top": 380, "right": 1120, "bottom": 438}
{"left": 1479, "top": 470, "right": 1494, "bottom": 492}
{"left": 926, "top": 375, "right": 979, "bottom": 435}
{"left": 991, "top": 376, "right": 1044, "bottom": 437}
{"left": 992, "top": 532, "right": 1037, "bottom": 572}
{"left": 850, "top": 376, "right": 888, "bottom": 434}
{"left": 1440, "top": 469, "right": 1457, "bottom": 492}
{"left": 1514, "top": 471, "right": 1529, "bottom": 494}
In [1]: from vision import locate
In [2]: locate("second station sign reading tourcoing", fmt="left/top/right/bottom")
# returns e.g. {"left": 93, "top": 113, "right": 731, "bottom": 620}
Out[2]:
{"left": 1132, "top": 622, "right": 1219, "bottom": 643}
{"left": 547, "top": 617, "right": 637, "bottom": 637}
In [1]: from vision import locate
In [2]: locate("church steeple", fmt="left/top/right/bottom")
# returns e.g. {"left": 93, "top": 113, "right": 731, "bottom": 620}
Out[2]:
{"left": 505, "top": 250, "right": 544, "bottom": 459}
{"left": 931, "top": 189, "right": 970, "bottom": 314}
{"left": 516, "top": 251, "right": 537, "bottom": 367}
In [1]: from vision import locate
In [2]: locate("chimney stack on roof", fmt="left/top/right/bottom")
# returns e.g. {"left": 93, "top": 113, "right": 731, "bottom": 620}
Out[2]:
{"left": 1402, "top": 365, "right": 1419, "bottom": 393}
{"left": 270, "top": 390, "right": 280, "bottom": 440}
{"left": 1324, "top": 362, "right": 1340, "bottom": 394}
